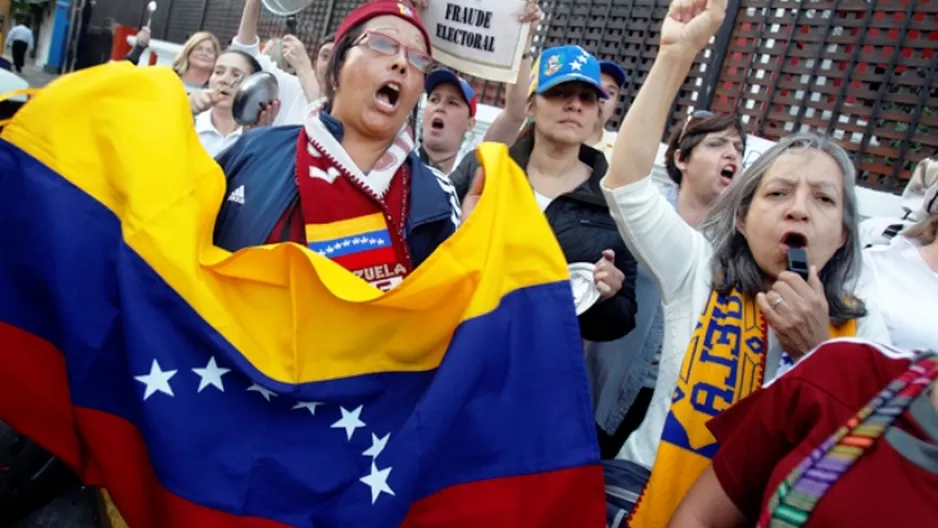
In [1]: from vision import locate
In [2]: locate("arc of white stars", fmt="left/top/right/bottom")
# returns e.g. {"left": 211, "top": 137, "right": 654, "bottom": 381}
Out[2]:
{"left": 247, "top": 384, "right": 277, "bottom": 401}
{"left": 292, "top": 401, "right": 323, "bottom": 415}
{"left": 362, "top": 432, "right": 390, "bottom": 460}
{"left": 360, "top": 462, "right": 395, "bottom": 504}
{"left": 331, "top": 405, "right": 366, "bottom": 440}
{"left": 134, "top": 359, "right": 177, "bottom": 401}
{"left": 192, "top": 356, "right": 230, "bottom": 392}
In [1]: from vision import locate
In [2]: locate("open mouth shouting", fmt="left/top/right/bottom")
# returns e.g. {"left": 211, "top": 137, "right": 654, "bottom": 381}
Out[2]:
{"left": 374, "top": 81, "right": 401, "bottom": 113}
{"left": 780, "top": 231, "right": 808, "bottom": 251}
{"left": 719, "top": 164, "right": 738, "bottom": 186}
{"left": 429, "top": 116, "right": 445, "bottom": 132}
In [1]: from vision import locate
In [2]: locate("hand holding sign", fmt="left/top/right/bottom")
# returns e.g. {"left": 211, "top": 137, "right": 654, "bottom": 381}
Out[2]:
{"left": 518, "top": 0, "right": 543, "bottom": 25}
{"left": 422, "top": 0, "right": 537, "bottom": 82}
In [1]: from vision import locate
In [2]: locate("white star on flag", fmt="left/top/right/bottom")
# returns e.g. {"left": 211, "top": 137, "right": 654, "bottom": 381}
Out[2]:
{"left": 247, "top": 384, "right": 277, "bottom": 401}
{"left": 331, "top": 405, "right": 366, "bottom": 440}
{"left": 192, "top": 356, "right": 230, "bottom": 393}
{"left": 292, "top": 401, "right": 323, "bottom": 415}
{"left": 363, "top": 432, "right": 390, "bottom": 459}
{"left": 134, "top": 359, "right": 177, "bottom": 401}
{"left": 360, "top": 462, "right": 395, "bottom": 504}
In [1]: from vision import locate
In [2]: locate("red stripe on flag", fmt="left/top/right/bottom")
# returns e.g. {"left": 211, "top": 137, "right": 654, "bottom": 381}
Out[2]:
{"left": 0, "top": 322, "right": 288, "bottom": 528}
{"left": 332, "top": 245, "right": 398, "bottom": 270}
{"left": 402, "top": 465, "right": 606, "bottom": 528}
{"left": 0, "top": 321, "right": 605, "bottom": 527}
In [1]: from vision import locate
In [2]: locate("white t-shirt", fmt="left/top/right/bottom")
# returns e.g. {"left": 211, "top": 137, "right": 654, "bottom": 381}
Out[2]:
{"left": 533, "top": 190, "right": 553, "bottom": 212}
{"left": 195, "top": 110, "right": 243, "bottom": 158}
{"left": 855, "top": 236, "right": 938, "bottom": 351}
{"left": 5, "top": 25, "right": 33, "bottom": 49}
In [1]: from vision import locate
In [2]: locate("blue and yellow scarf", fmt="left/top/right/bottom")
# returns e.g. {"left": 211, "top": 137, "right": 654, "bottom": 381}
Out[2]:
{"left": 629, "top": 286, "right": 856, "bottom": 527}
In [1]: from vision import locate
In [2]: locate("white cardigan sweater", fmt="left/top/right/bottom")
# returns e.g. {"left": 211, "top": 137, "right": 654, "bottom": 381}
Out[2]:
{"left": 601, "top": 175, "right": 891, "bottom": 468}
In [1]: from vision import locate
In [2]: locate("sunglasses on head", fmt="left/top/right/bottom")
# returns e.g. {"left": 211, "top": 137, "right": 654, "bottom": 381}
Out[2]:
{"left": 678, "top": 109, "right": 715, "bottom": 143}
{"left": 354, "top": 31, "right": 434, "bottom": 73}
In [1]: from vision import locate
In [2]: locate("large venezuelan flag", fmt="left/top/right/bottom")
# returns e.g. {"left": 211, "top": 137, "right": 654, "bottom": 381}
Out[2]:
{"left": 0, "top": 63, "right": 604, "bottom": 527}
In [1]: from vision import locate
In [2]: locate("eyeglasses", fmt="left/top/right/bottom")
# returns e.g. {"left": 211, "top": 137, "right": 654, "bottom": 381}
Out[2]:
{"left": 677, "top": 109, "right": 715, "bottom": 143}
{"left": 354, "top": 31, "right": 434, "bottom": 73}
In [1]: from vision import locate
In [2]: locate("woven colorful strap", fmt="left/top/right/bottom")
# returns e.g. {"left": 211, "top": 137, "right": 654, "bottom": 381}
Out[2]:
{"left": 759, "top": 353, "right": 938, "bottom": 528}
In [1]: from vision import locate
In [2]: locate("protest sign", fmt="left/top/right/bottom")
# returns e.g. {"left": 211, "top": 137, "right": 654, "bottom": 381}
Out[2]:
{"left": 422, "top": 0, "right": 530, "bottom": 83}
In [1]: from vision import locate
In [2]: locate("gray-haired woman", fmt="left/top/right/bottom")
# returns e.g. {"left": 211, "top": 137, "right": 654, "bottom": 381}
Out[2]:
{"left": 595, "top": 0, "right": 890, "bottom": 525}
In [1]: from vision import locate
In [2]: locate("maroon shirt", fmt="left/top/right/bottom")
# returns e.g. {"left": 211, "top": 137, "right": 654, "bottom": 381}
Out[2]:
{"left": 708, "top": 340, "right": 938, "bottom": 526}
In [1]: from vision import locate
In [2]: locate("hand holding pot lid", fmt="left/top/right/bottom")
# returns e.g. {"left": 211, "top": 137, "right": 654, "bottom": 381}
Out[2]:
{"left": 232, "top": 72, "right": 279, "bottom": 126}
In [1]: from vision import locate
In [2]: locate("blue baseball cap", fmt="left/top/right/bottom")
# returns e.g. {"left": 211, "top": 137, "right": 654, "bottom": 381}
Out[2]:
{"left": 529, "top": 45, "right": 608, "bottom": 99}
{"left": 425, "top": 69, "right": 478, "bottom": 117}
{"left": 599, "top": 60, "right": 627, "bottom": 87}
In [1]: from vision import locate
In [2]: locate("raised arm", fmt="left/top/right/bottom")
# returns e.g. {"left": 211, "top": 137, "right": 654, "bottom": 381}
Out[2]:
{"left": 604, "top": 0, "right": 726, "bottom": 190}
{"left": 482, "top": 0, "right": 542, "bottom": 145}
{"left": 235, "top": 0, "right": 262, "bottom": 48}
{"left": 599, "top": 0, "right": 728, "bottom": 302}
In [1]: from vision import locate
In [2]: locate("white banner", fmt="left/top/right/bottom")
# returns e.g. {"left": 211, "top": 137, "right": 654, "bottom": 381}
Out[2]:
{"left": 422, "top": 0, "right": 530, "bottom": 83}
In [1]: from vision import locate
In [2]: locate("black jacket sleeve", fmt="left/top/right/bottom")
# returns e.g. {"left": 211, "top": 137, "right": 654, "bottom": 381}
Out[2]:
{"left": 123, "top": 43, "right": 148, "bottom": 66}
{"left": 449, "top": 150, "right": 480, "bottom": 202}
{"left": 577, "top": 245, "right": 638, "bottom": 342}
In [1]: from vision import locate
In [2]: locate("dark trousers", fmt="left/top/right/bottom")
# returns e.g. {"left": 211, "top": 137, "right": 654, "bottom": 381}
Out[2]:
{"left": 596, "top": 387, "right": 654, "bottom": 460}
{"left": 11, "top": 41, "right": 28, "bottom": 73}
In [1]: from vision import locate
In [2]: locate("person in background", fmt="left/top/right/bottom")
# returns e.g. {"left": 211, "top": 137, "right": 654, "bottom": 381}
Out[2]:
{"left": 314, "top": 32, "right": 336, "bottom": 89}
{"left": 451, "top": 45, "right": 638, "bottom": 342}
{"left": 3, "top": 18, "right": 33, "bottom": 74}
{"left": 418, "top": 69, "right": 479, "bottom": 175}
{"left": 172, "top": 31, "right": 221, "bottom": 93}
{"left": 586, "top": 110, "right": 745, "bottom": 460}
{"left": 231, "top": 0, "right": 318, "bottom": 124}
{"left": 671, "top": 339, "right": 937, "bottom": 528}
{"left": 187, "top": 49, "right": 278, "bottom": 157}
{"left": 417, "top": 0, "right": 542, "bottom": 175}
{"left": 860, "top": 156, "right": 938, "bottom": 248}
{"left": 586, "top": 60, "right": 627, "bottom": 158}
{"left": 598, "top": 0, "right": 889, "bottom": 523}
{"left": 212, "top": 0, "right": 463, "bottom": 294}
{"left": 854, "top": 170, "right": 938, "bottom": 351}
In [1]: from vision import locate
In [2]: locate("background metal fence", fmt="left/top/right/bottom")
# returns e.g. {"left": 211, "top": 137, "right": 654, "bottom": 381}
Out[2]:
{"left": 84, "top": 0, "right": 938, "bottom": 193}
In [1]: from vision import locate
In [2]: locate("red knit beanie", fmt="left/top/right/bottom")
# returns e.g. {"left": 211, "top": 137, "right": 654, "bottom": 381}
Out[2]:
{"left": 335, "top": 0, "right": 432, "bottom": 53}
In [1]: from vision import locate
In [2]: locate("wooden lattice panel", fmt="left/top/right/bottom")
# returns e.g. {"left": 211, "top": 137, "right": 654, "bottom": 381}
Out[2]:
{"left": 712, "top": 0, "right": 938, "bottom": 193}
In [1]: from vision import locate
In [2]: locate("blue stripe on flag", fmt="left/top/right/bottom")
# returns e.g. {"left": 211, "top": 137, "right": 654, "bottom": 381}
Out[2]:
{"left": 307, "top": 229, "right": 393, "bottom": 258}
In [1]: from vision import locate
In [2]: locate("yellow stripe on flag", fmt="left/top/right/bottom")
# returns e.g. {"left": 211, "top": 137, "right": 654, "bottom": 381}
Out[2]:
{"left": 305, "top": 213, "right": 387, "bottom": 243}
{"left": 2, "top": 63, "right": 570, "bottom": 386}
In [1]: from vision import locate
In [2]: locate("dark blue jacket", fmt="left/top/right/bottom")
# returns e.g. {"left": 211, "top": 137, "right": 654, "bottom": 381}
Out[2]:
{"left": 212, "top": 114, "right": 460, "bottom": 268}
{"left": 449, "top": 135, "right": 638, "bottom": 342}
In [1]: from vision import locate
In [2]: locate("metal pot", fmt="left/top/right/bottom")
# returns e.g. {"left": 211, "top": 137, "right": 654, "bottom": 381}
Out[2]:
{"left": 231, "top": 72, "right": 279, "bottom": 127}
{"left": 261, "top": 0, "right": 314, "bottom": 16}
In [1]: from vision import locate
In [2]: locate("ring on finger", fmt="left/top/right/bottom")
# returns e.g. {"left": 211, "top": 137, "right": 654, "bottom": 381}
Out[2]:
{"left": 771, "top": 294, "right": 785, "bottom": 307}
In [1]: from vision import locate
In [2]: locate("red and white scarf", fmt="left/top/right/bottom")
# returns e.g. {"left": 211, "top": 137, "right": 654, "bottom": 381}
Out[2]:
{"left": 296, "top": 101, "right": 416, "bottom": 291}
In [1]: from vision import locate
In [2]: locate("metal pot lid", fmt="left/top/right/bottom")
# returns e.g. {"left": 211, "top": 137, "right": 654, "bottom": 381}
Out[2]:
{"left": 261, "top": 0, "right": 314, "bottom": 16}
{"left": 568, "top": 262, "right": 600, "bottom": 316}
{"left": 231, "top": 72, "right": 279, "bottom": 127}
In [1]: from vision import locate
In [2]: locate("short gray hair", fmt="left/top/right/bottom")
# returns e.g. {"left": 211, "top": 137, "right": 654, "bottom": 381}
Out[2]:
{"left": 699, "top": 132, "right": 866, "bottom": 326}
